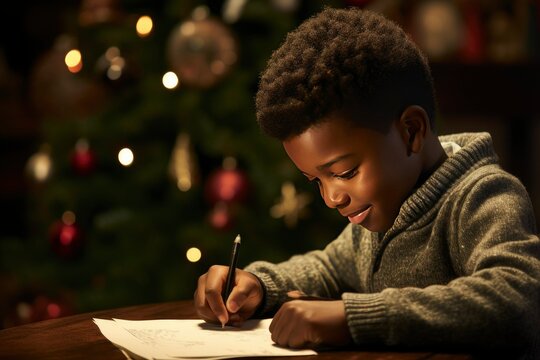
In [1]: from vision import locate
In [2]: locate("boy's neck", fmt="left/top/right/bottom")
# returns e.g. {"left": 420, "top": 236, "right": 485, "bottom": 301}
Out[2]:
{"left": 416, "top": 134, "right": 448, "bottom": 188}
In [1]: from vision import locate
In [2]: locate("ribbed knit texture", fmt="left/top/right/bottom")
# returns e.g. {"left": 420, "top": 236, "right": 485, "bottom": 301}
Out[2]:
{"left": 244, "top": 132, "right": 540, "bottom": 359}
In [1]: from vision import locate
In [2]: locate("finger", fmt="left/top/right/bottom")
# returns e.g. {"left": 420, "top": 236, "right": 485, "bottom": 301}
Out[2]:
{"left": 194, "top": 274, "right": 208, "bottom": 312}
{"left": 275, "top": 315, "right": 295, "bottom": 347}
{"left": 269, "top": 305, "right": 283, "bottom": 334}
{"left": 204, "top": 266, "right": 230, "bottom": 326}
{"left": 194, "top": 276, "right": 221, "bottom": 323}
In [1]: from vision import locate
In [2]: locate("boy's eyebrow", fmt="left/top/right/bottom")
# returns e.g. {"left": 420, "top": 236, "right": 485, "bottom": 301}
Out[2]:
{"left": 316, "top": 154, "right": 354, "bottom": 171}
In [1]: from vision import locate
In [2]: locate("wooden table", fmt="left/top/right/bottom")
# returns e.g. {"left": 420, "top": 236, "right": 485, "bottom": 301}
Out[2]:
{"left": 0, "top": 300, "right": 472, "bottom": 360}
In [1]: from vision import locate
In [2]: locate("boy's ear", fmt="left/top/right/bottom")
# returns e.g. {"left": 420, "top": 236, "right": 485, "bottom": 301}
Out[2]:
{"left": 397, "top": 105, "right": 429, "bottom": 156}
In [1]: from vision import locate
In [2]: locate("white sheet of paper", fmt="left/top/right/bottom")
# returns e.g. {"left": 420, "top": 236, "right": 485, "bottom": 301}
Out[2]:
{"left": 93, "top": 318, "right": 317, "bottom": 359}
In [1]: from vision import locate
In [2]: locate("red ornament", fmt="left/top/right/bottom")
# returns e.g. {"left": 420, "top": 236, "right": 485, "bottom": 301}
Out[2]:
{"left": 71, "top": 139, "right": 96, "bottom": 175}
{"left": 208, "top": 202, "right": 234, "bottom": 230}
{"left": 204, "top": 158, "right": 249, "bottom": 204}
{"left": 49, "top": 211, "right": 84, "bottom": 258}
{"left": 29, "top": 295, "right": 73, "bottom": 322}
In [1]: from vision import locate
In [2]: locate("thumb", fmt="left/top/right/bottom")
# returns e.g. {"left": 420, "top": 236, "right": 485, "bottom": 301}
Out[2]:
{"left": 226, "top": 289, "right": 247, "bottom": 313}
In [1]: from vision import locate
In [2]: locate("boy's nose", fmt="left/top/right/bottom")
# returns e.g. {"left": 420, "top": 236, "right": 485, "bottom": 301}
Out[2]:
{"left": 322, "top": 184, "right": 349, "bottom": 209}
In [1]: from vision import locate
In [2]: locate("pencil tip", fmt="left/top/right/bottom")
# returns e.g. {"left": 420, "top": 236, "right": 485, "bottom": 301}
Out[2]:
{"left": 234, "top": 234, "right": 241, "bottom": 244}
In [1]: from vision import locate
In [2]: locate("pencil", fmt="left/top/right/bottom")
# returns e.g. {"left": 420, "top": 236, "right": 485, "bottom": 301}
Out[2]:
{"left": 223, "top": 234, "right": 241, "bottom": 303}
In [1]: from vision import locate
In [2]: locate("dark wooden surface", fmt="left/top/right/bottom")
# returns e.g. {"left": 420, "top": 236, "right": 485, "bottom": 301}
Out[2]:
{"left": 0, "top": 300, "right": 473, "bottom": 360}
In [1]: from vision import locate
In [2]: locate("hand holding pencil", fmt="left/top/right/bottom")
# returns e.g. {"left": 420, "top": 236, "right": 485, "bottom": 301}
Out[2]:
{"left": 194, "top": 234, "right": 264, "bottom": 327}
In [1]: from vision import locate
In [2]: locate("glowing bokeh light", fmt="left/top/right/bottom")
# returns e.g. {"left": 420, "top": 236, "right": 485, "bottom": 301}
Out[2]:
{"left": 62, "top": 211, "right": 76, "bottom": 225}
{"left": 186, "top": 247, "right": 202, "bottom": 262}
{"left": 136, "top": 15, "right": 153, "bottom": 37}
{"left": 162, "top": 71, "right": 179, "bottom": 89}
{"left": 118, "top": 148, "right": 134, "bottom": 167}
{"left": 65, "top": 49, "right": 83, "bottom": 73}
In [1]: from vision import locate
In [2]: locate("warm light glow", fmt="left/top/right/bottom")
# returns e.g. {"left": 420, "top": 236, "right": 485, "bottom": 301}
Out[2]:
{"left": 26, "top": 149, "right": 52, "bottom": 182}
{"left": 62, "top": 211, "right": 76, "bottom": 225}
{"left": 65, "top": 49, "right": 83, "bottom": 73}
{"left": 118, "top": 148, "right": 134, "bottom": 166}
{"left": 16, "top": 302, "right": 32, "bottom": 321}
{"left": 186, "top": 247, "right": 202, "bottom": 262}
{"left": 136, "top": 15, "right": 153, "bottom": 37}
{"left": 162, "top": 71, "right": 179, "bottom": 89}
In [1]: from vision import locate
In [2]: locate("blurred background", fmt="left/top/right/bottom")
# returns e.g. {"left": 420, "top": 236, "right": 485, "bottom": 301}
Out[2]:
{"left": 0, "top": 0, "right": 538, "bottom": 328}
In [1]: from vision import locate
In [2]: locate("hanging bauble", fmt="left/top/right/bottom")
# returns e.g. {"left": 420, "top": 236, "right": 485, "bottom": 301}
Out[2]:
{"left": 169, "top": 133, "right": 199, "bottom": 192}
{"left": 270, "top": 181, "right": 311, "bottom": 228}
{"left": 205, "top": 157, "right": 249, "bottom": 204}
{"left": 79, "top": 0, "right": 123, "bottom": 26}
{"left": 49, "top": 211, "right": 84, "bottom": 259}
{"left": 411, "top": 0, "right": 465, "bottom": 61}
{"left": 208, "top": 201, "right": 234, "bottom": 231}
{"left": 29, "top": 35, "right": 107, "bottom": 119}
{"left": 167, "top": 7, "right": 238, "bottom": 88}
{"left": 25, "top": 144, "right": 53, "bottom": 183}
{"left": 71, "top": 139, "right": 96, "bottom": 176}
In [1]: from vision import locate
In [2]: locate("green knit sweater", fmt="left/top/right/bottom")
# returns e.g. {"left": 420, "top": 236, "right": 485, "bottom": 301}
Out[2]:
{"left": 245, "top": 132, "right": 540, "bottom": 358}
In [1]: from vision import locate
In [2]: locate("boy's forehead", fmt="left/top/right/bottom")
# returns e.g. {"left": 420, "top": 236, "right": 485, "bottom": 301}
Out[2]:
{"left": 283, "top": 116, "right": 384, "bottom": 156}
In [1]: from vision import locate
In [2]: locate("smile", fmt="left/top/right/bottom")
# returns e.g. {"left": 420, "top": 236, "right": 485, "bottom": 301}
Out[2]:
{"left": 346, "top": 206, "right": 372, "bottom": 225}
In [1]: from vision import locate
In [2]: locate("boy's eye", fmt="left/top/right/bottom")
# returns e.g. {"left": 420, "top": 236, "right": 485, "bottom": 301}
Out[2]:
{"left": 334, "top": 168, "right": 358, "bottom": 180}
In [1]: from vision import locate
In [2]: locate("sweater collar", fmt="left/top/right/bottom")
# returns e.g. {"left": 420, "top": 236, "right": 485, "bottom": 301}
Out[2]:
{"left": 384, "top": 132, "right": 499, "bottom": 238}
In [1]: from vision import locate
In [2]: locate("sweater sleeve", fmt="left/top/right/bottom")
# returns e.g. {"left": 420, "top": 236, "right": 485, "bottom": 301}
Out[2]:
{"left": 343, "top": 172, "right": 540, "bottom": 355}
{"left": 244, "top": 223, "right": 359, "bottom": 315}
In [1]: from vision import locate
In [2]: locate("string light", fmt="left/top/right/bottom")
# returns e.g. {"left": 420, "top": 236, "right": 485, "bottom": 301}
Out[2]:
{"left": 136, "top": 15, "right": 153, "bottom": 37}
{"left": 186, "top": 247, "right": 202, "bottom": 262}
{"left": 162, "top": 71, "right": 179, "bottom": 89}
{"left": 65, "top": 49, "right": 83, "bottom": 73}
{"left": 118, "top": 148, "right": 134, "bottom": 167}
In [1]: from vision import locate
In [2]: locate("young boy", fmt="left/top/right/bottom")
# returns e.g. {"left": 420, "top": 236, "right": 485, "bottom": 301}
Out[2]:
{"left": 194, "top": 7, "right": 540, "bottom": 358}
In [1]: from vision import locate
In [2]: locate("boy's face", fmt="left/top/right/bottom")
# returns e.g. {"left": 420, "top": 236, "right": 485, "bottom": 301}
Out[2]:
{"left": 283, "top": 114, "right": 421, "bottom": 233}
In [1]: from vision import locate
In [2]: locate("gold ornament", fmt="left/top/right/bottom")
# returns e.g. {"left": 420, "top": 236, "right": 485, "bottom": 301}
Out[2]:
{"left": 169, "top": 133, "right": 198, "bottom": 191}
{"left": 167, "top": 6, "right": 238, "bottom": 88}
{"left": 270, "top": 182, "right": 311, "bottom": 228}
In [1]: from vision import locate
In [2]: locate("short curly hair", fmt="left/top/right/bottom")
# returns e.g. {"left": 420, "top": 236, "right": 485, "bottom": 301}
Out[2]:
{"left": 255, "top": 7, "right": 436, "bottom": 140}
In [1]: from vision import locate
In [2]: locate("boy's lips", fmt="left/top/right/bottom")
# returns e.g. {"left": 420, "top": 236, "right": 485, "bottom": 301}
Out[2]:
{"left": 345, "top": 206, "right": 372, "bottom": 224}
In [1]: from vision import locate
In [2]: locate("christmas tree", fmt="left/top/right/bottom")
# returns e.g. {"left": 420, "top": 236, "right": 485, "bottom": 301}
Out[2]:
{"left": 1, "top": 0, "right": 345, "bottom": 327}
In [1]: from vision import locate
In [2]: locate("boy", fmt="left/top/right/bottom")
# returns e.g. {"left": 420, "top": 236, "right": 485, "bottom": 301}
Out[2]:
{"left": 194, "top": 7, "right": 540, "bottom": 358}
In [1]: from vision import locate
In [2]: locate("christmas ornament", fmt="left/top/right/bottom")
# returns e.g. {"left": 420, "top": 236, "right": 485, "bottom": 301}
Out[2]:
{"left": 167, "top": 9, "right": 238, "bottom": 88}
{"left": 71, "top": 139, "right": 96, "bottom": 176}
{"left": 205, "top": 157, "right": 249, "bottom": 204}
{"left": 208, "top": 201, "right": 234, "bottom": 230}
{"left": 411, "top": 0, "right": 465, "bottom": 61}
{"left": 169, "top": 133, "right": 199, "bottom": 192}
{"left": 29, "top": 35, "right": 106, "bottom": 119}
{"left": 79, "top": 0, "right": 122, "bottom": 26}
{"left": 270, "top": 181, "right": 311, "bottom": 228}
{"left": 49, "top": 211, "right": 84, "bottom": 259}
{"left": 25, "top": 144, "right": 53, "bottom": 182}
